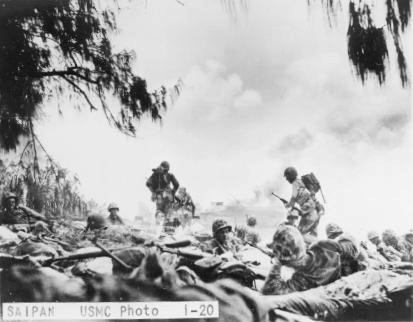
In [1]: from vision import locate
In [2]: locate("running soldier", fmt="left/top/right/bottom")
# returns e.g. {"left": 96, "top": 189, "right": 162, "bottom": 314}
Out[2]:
{"left": 146, "top": 161, "right": 179, "bottom": 227}
{"left": 283, "top": 167, "right": 324, "bottom": 244}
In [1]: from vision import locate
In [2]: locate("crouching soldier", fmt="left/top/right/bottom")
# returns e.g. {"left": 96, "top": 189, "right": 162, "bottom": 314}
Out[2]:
{"left": 235, "top": 216, "right": 261, "bottom": 246}
{"left": 261, "top": 225, "right": 357, "bottom": 295}
{"left": 201, "top": 219, "right": 243, "bottom": 256}
{"left": 174, "top": 187, "right": 196, "bottom": 227}
{"left": 368, "top": 231, "right": 403, "bottom": 262}
{"left": 107, "top": 203, "right": 124, "bottom": 225}
{"left": 382, "top": 229, "right": 411, "bottom": 262}
{"left": 0, "top": 192, "right": 48, "bottom": 231}
{"left": 325, "top": 223, "right": 370, "bottom": 273}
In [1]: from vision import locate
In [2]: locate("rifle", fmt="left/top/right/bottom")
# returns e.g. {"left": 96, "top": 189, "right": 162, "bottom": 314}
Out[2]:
{"left": 41, "top": 246, "right": 131, "bottom": 266}
{"left": 42, "top": 239, "right": 192, "bottom": 267}
{"left": 157, "top": 245, "right": 209, "bottom": 260}
{"left": 246, "top": 242, "right": 274, "bottom": 258}
{"left": 271, "top": 192, "right": 302, "bottom": 215}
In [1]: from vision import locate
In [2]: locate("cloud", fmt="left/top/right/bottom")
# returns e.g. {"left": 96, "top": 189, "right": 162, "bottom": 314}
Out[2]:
{"left": 234, "top": 89, "right": 262, "bottom": 111}
{"left": 273, "top": 129, "right": 314, "bottom": 155}
{"left": 179, "top": 61, "right": 262, "bottom": 121}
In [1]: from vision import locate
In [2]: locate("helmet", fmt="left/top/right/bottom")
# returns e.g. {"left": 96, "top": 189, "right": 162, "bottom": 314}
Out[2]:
{"left": 4, "top": 192, "right": 18, "bottom": 201}
{"left": 177, "top": 187, "right": 186, "bottom": 194}
{"left": 247, "top": 216, "right": 257, "bottom": 227}
{"left": 284, "top": 167, "right": 298, "bottom": 179}
{"left": 268, "top": 226, "right": 306, "bottom": 265}
{"left": 160, "top": 161, "right": 170, "bottom": 170}
{"left": 367, "top": 231, "right": 379, "bottom": 241}
{"left": 107, "top": 202, "right": 119, "bottom": 211}
{"left": 86, "top": 214, "right": 107, "bottom": 231}
{"left": 325, "top": 223, "right": 343, "bottom": 239}
{"left": 382, "top": 229, "right": 398, "bottom": 246}
{"left": 212, "top": 219, "right": 232, "bottom": 236}
{"left": 405, "top": 229, "right": 413, "bottom": 238}
{"left": 33, "top": 221, "right": 51, "bottom": 235}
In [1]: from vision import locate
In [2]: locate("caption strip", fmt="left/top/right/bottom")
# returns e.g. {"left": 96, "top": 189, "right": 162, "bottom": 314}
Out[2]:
{"left": 2, "top": 301, "right": 219, "bottom": 320}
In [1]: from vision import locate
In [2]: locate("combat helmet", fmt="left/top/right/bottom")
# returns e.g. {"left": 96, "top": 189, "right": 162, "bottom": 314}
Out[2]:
{"left": 212, "top": 219, "right": 232, "bottom": 236}
{"left": 160, "top": 161, "right": 170, "bottom": 171}
{"left": 268, "top": 225, "right": 306, "bottom": 265}
{"left": 325, "top": 223, "right": 343, "bottom": 239}
{"left": 284, "top": 167, "right": 298, "bottom": 180}
{"left": 85, "top": 214, "right": 107, "bottom": 231}
{"left": 247, "top": 216, "right": 257, "bottom": 227}
{"left": 3, "top": 192, "right": 18, "bottom": 201}
{"left": 382, "top": 229, "right": 398, "bottom": 246}
{"left": 107, "top": 202, "right": 119, "bottom": 211}
{"left": 367, "top": 231, "right": 379, "bottom": 241}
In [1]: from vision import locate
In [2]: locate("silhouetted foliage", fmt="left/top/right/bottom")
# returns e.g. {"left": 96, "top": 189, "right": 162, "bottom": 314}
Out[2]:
{"left": 314, "top": 0, "right": 411, "bottom": 86}
{"left": 0, "top": 0, "right": 181, "bottom": 151}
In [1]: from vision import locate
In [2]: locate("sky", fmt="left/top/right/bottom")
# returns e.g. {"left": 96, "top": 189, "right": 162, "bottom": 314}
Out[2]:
{"left": 32, "top": 0, "right": 412, "bottom": 237}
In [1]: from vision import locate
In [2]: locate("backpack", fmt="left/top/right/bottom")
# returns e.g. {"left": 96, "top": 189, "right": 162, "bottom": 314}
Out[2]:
{"left": 301, "top": 172, "right": 321, "bottom": 194}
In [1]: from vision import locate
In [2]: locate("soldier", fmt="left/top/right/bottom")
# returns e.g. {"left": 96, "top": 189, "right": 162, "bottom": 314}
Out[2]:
{"left": 402, "top": 229, "right": 413, "bottom": 262}
{"left": 235, "top": 216, "right": 261, "bottom": 246}
{"left": 0, "top": 192, "right": 47, "bottom": 228}
{"left": 201, "top": 219, "right": 243, "bottom": 256}
{"left": 325, "top": 223, "right": 369, "bottom": 274}
{"left": 146, "top": 161, "right": 179, "bottom": 224}
{"left": 367, "top": 231, "right": 402, "bottom": 262}
{"left": 174, "top": 187, "right": 196, "bottom": 216}
{"left": 107, "top": 202, "right": 124, "bottom": 225}
{"left": 279, "top": 210, "right": 299, "bottom": 227}
{"left": 261, "top": 225, "right": 357, "bottom": 295}
{"left": 382, "top": 229, "right": 410, "bottom": 262}
{"left": 84, "top": 214, "right": 107, "bottom": 233}
{"left": 283, "top": 167, "right": 323, "bottom": 243}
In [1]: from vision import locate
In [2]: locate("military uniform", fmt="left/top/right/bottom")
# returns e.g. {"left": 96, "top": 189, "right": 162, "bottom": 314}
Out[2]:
{"left": 382, "top": 230, "right": 410, "bottom": 262}
{"left": 0, "top": 208, "right": 29, "bottom": 225}
{"left": 262, "top": 239, "right": 350, "bottom": 295}
{"left": 289, "top": 178, "right": 322, "bottom": 239}
{"left": 146, "top": 167, "right": 179, "bottom": 215}
{"left": 235, "top": 226, "right": 260, "bottom": 246}
{"left": 201, "top": 237, "right": 243, "bottom": 256}
{"left": 403, "top": 230, "right": 413, "bottom": 262}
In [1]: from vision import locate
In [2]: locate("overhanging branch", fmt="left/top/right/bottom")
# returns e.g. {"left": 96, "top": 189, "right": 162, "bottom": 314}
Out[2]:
{"left": 61, "top": 75, "right": 98, "bottom": 111}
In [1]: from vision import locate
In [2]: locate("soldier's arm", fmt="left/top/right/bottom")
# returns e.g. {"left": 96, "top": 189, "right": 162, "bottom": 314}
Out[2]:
{"left": 170, "top": 174, "right": 179, "bottom": 194}
{"left": 18, "top": 205, "right": 46, "bottom": 221}
{"left": 146, "top": 175, "right": 156, "bottom": 193}
{"left": 287, "top": 182, "right": 298, "bottom": 208}
{"left": 261, "top": 259, "right": 307, "bottom": 295}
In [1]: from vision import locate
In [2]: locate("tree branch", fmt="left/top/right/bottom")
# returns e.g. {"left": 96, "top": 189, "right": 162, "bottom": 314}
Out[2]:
{"left": 29, "top": 69, "right": 100, "bottom": 84}
{"left": 61, "top": 75, "right": 98, "bottom": 111}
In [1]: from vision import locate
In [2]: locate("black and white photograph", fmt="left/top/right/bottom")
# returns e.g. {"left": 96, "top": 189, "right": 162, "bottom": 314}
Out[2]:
{"left": 0, "top": 0, "right": 412, "bottom": 321}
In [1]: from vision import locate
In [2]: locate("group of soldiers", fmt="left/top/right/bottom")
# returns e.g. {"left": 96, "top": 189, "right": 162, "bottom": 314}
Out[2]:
{"left": 146, "top": 161, "right": 196, "bottom": 230}
{"left": 1, "top": 162, "right": 412, "bottom": 301}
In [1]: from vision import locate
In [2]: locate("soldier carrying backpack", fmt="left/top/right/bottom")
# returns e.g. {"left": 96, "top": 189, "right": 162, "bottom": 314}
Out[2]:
{"left": 283, "top": 167, "right": 326, "bottom": 243}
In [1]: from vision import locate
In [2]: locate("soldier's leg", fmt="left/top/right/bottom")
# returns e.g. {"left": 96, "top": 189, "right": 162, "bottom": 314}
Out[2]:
{"left": 298, "top": 208, "right": 321, "bottom": 237}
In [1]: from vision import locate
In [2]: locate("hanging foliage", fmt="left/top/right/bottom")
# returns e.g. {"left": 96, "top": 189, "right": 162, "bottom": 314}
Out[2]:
{"left": 0, "top": 0, "right": 182, "bottom": 152}
{"left": 310, "top": 0, "right": 411, "bottom": 86}
{"left": 0, "top": 140, "right": 91, "bottom": 219}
